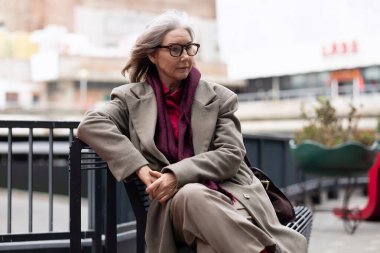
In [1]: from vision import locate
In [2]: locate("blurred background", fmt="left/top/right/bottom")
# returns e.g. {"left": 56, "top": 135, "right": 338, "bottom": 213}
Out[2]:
{"left": 1, "top": 0, "right": 380, "bottom": 136}
{"left": 1, "top": 1, "right": 380, "bottom": 252}
{"left": 0, "top": 0, "right": 227, "bottom": 121}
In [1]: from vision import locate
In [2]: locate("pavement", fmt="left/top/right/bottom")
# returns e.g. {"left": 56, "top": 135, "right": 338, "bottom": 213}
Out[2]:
{"left": 308, "top": 189, "right": 380, "bottom": 253}
{"left": 1, "top": 188, "right": 380, "bottom": 253}
{"left": 0, "top": 189, "right": 88, "bottom": 234}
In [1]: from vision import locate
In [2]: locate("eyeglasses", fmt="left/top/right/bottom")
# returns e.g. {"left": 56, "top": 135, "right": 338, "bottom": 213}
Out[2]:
{"left": 155, "top": 43, "right": 200, "bottom": 57}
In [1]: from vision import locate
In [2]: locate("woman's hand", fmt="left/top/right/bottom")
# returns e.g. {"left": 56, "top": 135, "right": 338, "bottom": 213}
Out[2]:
{"left": 146, "top": 172, "right": 177, "bottom": 204}
{"left": 136, "top": 165, "right": 161, "bottom": 187}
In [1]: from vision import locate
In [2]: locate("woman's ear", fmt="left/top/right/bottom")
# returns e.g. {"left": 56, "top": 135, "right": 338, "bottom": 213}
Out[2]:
{"left": 148, "top": 52, "right": 156, "bottom": 65}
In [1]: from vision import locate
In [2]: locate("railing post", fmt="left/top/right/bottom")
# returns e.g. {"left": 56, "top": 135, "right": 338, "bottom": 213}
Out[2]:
{"left": 28, "top": 128, "right": 34, "bottom": 232}
{"left": 48, "top": 128, "right": 54, "bottom": 231}
{"left": 69, "top": 139, "right": 83, "bottom": 253}
{"left": 7, "top": 127, "right": 13, "bottom": 234}
{"left": 105, "top": 169, "right": 117, "bottom": 253}
{"left": 92, "top": 168, "right": 103, "bottom": 253}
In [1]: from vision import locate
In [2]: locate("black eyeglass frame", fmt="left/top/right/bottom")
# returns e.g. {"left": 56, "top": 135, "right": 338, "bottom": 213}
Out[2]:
{"left": 154, "top": 43, "right": 200, "bottom": 57}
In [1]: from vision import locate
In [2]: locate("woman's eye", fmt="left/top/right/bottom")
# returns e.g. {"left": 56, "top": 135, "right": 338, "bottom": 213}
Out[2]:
{"left": 171, "top": 45, "right": 182, "bottom": 54}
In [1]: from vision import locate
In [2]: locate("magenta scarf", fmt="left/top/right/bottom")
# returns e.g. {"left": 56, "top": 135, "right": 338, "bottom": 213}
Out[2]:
{"left": 146, "top": 67, "right": 200, "bottom": 163}
{"left": 147, "top": 67, "right": 235, "bottom": 203}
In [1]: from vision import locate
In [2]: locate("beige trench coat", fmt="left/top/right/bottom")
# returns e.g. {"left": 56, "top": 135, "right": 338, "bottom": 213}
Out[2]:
{"left": 77, "top": 80, "right": 308, "bottom": 253}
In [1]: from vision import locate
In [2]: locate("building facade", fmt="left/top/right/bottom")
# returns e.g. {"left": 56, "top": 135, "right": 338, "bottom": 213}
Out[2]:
{"left": 0, "top": 0, "right": 233, "bottom": 118}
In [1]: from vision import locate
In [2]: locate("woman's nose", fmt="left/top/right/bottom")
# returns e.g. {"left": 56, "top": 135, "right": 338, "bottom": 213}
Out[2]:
{"left": 179, "top": 50, "right": 191, "bottom": 60}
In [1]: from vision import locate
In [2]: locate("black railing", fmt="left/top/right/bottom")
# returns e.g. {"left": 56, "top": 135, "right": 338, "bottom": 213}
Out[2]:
{"left": 69, "top": 139, "right": 117, "bottom": 253}
{"left": 0, "top": 120, "right": 133, "bottom": 252}
{"left": 0, "top": 120, "right": 78, "bottom": 234}
{"left": 0, "top": 119, "right": 367, "bottom": 252}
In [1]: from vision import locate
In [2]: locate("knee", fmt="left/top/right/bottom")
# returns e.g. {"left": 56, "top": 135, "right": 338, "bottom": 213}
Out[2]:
{"left": 172, "top": 183, "right": 208, "bottom": 207}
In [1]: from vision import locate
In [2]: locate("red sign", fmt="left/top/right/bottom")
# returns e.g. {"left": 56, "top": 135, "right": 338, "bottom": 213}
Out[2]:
{"left": 322, "top": 40, "right": 358, "bottom": 57}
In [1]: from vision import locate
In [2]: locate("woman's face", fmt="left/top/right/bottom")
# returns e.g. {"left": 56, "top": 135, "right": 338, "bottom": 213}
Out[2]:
{"left": 149, "top": 28, "right": 195, "bottom": 87}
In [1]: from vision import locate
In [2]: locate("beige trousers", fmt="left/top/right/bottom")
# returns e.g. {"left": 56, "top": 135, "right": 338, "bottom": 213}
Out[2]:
{"left": 170, "top": 183, "right": 277, "bottom": 253}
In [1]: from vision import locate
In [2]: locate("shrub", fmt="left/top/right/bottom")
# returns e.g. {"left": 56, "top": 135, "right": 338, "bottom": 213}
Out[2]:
{"left": 294, "top": 97, "right": 377, "bottom": 147}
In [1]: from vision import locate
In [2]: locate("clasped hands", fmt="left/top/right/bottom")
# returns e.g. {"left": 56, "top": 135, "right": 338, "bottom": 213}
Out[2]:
{"left": 136, "top": 165, "right": 177, "bottom": 204}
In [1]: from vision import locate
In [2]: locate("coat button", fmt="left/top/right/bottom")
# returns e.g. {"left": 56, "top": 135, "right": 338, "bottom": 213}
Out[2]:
{"left": 243, "top": 193, "right": 250, "bottom": 199}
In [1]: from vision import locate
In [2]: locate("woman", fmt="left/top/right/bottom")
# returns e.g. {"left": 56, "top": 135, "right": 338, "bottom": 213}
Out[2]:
{"left": 77, "top": 10, "right": 307, "bottom": 253}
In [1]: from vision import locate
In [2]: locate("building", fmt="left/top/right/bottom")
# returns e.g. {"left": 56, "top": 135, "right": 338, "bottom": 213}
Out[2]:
{"left": 214, "top": 0, "right": 380, "bottom": 134}
{"left": 0, "top": 0, "right": 237, "bottom": 118}
{"left": 217, "top": 0, "right": 380, "bottom": 97}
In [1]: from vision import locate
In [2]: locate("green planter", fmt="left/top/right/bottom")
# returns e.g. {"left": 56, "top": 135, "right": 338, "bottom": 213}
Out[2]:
{"left": 289, "top": 140, "right": 378, "bottom": 177}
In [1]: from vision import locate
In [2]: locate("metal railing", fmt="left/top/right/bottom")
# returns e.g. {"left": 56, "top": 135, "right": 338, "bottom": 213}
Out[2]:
{"left": 0, "top": 120, "right": 78, "bottom": 234}
{"left": 69, "top": 138, "right": 117, "bottom": 253}
{"left": 0, "top": 119, "right": 369, "bottom": 251}
{"left": 238, "top": 83, "right": 380, "bottom": 102}
{"left": 0, "top": 120, "right": 136, "bottom": 252}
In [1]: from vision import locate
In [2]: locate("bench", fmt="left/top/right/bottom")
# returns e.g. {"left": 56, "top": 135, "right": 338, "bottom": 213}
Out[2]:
{"left": 69, "top": 137, "right": 313, "bottom": 253}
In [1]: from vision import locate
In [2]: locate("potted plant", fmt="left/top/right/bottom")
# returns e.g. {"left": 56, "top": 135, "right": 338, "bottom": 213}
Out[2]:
{"left": 289, "top": 97, "right": 378, "bottom": 177}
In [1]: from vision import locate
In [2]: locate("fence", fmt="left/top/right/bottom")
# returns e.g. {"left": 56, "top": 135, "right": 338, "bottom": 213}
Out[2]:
{"left": 0, "top": 120, "right": 78, "bottom": 234}
{"left": 0, "top": 120, "right": 367, "bottom": 251}
{"left": 238, "top": 83, "right": 380, "bottom": 102}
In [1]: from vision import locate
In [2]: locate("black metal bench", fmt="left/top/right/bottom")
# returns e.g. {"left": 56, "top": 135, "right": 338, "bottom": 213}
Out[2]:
{"left": 125, "top": 177, "right": 313, "bottom": 253}
{"left": 69, "top": 138, "right": 117, "bottom": 253}
{"left": 69, "top": 137, "right": 313, "bottom": 253}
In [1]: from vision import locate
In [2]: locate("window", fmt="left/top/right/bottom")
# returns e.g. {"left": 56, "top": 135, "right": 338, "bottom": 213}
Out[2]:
{"left": 6, "top": 92, "right": 19, "bottom": 105}
{"left": 33, "top": 94, "right": 40, "bottom": 104}
{"left": 362, "top": 66, "right": 380, "bottom": 85}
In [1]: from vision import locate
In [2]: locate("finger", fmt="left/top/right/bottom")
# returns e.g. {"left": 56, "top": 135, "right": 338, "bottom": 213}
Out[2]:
{"left": 159, "top": 197, "right": 167, "bottom": 204}
{"left": 146, "top": 179, "right": 160, "bottom": 194}
{"left": 157, "top": 187, "right": 176, "bottom": 204}
{"left": 148, "top": 179, "right": 165, "bottom": 199}
{"left": 156, "top": 191, "right": 165, "bottom": 202}
{"left": 149, "top": 170, "right": 162, "bottom": 178}
{"left": 155, "top": 185, "right": 171, "bottom": 200}
{"left": 158, "top": 191, "right": 174, "bottom": 204}
{"left": 149, "top": 172, "right": 161, "bottom": 183}
{"left": 157, "top": 192, "right": 169, "bottom": 204}
{"left": 149, "top": 188, "right": 158, "bottom": 199}
{"left": 147, "top": 176, "right": 161, "bottom": 190}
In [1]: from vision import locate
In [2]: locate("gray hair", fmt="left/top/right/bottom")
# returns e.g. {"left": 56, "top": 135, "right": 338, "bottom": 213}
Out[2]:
{"left": 122, "top": 10, "right": 195, "bottom": 82}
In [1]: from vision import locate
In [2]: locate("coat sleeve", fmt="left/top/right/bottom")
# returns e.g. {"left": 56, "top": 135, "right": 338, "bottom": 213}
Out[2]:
{"left": 77, "top": 86, "right": 148, "bottom": 181}
{"left": 162, "top": 88, "right": 246, "bottom": 187}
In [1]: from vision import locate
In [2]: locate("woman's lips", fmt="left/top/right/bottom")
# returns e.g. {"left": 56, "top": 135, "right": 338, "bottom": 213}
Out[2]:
{"left": 177, "top": 67, "right": 189, "bottom": 71}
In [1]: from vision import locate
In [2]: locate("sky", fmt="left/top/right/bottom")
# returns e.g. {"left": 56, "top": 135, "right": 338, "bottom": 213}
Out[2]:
{"left": 216, "top": 0, "right": 380, "bottom": 79}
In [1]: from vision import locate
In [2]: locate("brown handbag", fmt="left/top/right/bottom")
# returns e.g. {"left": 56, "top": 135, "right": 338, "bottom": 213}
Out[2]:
{"left": 244, "top": 156, "right": 295, "bottom": 225}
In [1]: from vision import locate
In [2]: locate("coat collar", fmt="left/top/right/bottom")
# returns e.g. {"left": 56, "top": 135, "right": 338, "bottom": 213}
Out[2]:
{"left": 125, "top": 80, "right": 219, "bottom": 165}
{"left": 191, "top": 80, "right": 219, "bottom": 155}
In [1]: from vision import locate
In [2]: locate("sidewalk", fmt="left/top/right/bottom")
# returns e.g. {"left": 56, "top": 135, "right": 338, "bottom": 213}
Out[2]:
{"left": 0, "top": 189, "right": 88, "bottom": 234}
{"left": 2, "top": 188, "right": 380, "bottom": 252}
{"left": 308, "top": 189, "right": 380, "bottom": 253}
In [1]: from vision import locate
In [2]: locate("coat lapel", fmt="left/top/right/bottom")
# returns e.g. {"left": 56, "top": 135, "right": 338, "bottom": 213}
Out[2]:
{"left": 126, "top": 83, "right": 170, "bottom": 165}
{"left": 126, "top": 80, "right": 219, "bottom": 163}
{"left": 191, "top": 81, "right": 219, "bottom": 155}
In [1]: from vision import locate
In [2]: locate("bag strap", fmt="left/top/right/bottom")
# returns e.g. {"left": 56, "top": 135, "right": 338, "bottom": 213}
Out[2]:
{"left": 244, "top": 155, "right": 252, "bottom": 167}
{"left": 244, "top": 155, "right": 296, "bottom": 224}
{"left": 244, "top": 155, "right": 270, "bottom": 189}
